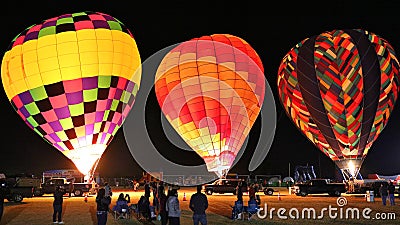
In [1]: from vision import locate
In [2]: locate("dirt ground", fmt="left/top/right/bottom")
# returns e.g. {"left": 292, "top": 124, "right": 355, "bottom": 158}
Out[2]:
{"left": 1, "top": 186, "right": 399, "bottom": 225}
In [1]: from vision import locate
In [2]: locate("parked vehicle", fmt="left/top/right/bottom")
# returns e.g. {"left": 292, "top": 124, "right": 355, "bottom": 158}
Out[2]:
{"left": 352, "top": 179, "right": 392, "bottom": 197}
{"left": 0, "top": 175, "right": 34, "bottom": 202}
{"left": 260, "top": 186, "right": 276, "bottom": 196}
{"left": 38, "top": 177, "right": 94, "bottom": 197}
{"left": 253, "top": 175, "right": 282, "bottom": 195}
{"left": 11, "top": 176, "right": 43, "bottom": 196}
{"left": 293, "top": 178, "right": 346, "bottom": 197}
{"left": 202, "top": 178, "right": 248, "bottom": 195}
{"left": 7, "top": 185, "right": 34, "bottom": 202}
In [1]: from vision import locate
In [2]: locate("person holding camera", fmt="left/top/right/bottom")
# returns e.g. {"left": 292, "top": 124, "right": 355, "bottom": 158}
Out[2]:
{"left": 53, "top": 185, "right": 65, "bottom": 224}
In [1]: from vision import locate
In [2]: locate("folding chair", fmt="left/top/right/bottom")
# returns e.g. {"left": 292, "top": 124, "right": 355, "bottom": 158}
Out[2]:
{"left": 130, "top": 203, "right": 139, "bottom": 217}
{"left": 121, "top": 207, "right": 131, "bottom": 219}
{"left": 231, "top": 200, "right": 245, "bottom": 220}
{"left": 246, "top": 199, "right": 260, "bottom": 220}
{"left": 150, "top": 205, "right": 157, "bottom": 220}
{"left": 112, "top": 201, "right": 130, "bottom": 219}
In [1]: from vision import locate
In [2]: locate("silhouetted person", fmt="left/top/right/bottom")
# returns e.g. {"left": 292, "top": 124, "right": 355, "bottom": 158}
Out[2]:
{"left": 104, "top": 182, "right": 112, "bottom": 197}
{"left": 96, "top": 187, "right": 111, "bottom": 225}
{"left": 53, "top": 186, "right": 65, "bottom": 224}
{"left": 144, "top": 181, "right": 151, "bottom": 198}
{"left": 0, "top": 178, "right": 10, "bottom": 223}
{"left": 158, "top": 185, "right": 168, "bottom": 225}
{"left": 248, "top": 183, "right": 256, "bottom": 201}
{"left": 379, "top": 182, "right": 389, "bottom": 206}
{"left": 152, "top": 182, "right": 159, "bottom": 211}
{"left": 388, "top": 181, "right": 396, "bottom": 206}
{"left": 236, "top": 182, "right": 243, "bottom": 202}
{"left": 166, "top": 189, "right": 181, "bottom": 225}
{"left": 190, "top": 185, "right": 208, "bottom": 225}
{"left": 138, "top": 195, "right": 151, "bottom": 220}
{"left": 68, "top": 178, "right": 74, "bottom": 197}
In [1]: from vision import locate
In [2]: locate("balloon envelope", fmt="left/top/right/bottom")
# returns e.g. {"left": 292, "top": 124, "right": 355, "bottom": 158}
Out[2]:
{"left": 277, "top": 29, "right": 400, "bottom": 179}
{"left": 1, "top": 11, "right": 141, "bottom": 178}
{"left": 155, "top": 34, "right": 265, "bottom": 177}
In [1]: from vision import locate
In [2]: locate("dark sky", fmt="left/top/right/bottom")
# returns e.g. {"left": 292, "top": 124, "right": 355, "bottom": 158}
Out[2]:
{"left": 1, "top": 1, "right": 400, "bottom": 180}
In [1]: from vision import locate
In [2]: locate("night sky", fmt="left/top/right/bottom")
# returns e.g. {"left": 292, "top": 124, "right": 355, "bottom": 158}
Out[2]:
{"left": 1, "top": 1, "right": 400, "bottom": 180}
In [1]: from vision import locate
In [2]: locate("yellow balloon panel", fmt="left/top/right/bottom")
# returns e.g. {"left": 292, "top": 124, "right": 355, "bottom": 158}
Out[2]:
{"left": 2, "top": 29, "right": 140, "bottom": 99}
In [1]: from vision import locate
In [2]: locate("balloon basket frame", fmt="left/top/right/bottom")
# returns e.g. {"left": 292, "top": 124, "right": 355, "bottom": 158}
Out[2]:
{"left": 340, "top": 168, "right": 363, "bottom": 181}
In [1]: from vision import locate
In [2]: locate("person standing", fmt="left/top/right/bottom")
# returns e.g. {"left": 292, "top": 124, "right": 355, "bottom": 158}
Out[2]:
{"left": 379, "top": 182, "right": 389, "bottom": 206}
{"left": 96, "top": 188, "right": 111, "bottom": 225}
{"left": 236, "top": 181, "right": 243, "bottom": 202}
{"left": 144, "top": 181, "right": 151, "bottom": 198}
{"left": 133, "top": 180, "right": 138, "bottom": 191}
{"left": 189, "top": 185, "right": 208, "bottom": 225}
{"left": 166, "top": 189, "right": 181, "bottom": 225}
{"left": 248, "top": 183, "right": 256, "bottom": 201}
{"left": 388, "top": 181, "right": 396, "bottom": 206}
{"left": 104, "top": 182, "right": 112, "bottom": 197}
{"left": 53, "top": 186, "right": 65, "bottom": 224}
{"left": 158, "top": 185, "right": 168, "bottom": 225}
{"left": 0, "top": 178, "right": 10, "bottom": 223}
{"left": 68, "top": 178, "right": 74, "bottom": 198}
{"left": 152, "top": 182, "right": 159, "bottom": 211}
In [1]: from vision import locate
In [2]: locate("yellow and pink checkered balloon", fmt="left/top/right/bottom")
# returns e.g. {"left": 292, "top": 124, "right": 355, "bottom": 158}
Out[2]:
{"left": 1, "top": 11, "right": 142, "bottom": 179}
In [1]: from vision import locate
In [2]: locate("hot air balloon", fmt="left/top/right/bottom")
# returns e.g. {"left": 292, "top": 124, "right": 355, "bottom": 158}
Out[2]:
{"left": 1, "top": 11, "right": 141, "bottom": 181}
{"left": 154, "top": 34, "right": 265, "bottom": 177}
{"left": 277, "top": 29, "right": 400, "bottom": 180}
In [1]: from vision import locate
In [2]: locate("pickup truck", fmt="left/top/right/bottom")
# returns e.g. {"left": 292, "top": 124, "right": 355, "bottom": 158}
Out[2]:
{"left": 202, "top": 178, "right": 249, "bottom": 195}
{"left": 38, "top": 177, "right": 94, "bottom": 197}
{"left": 293, "top": 179, "right": 346, "bottom": 197}
{"left": 1, "top": 178, "right": 34, "bottom": 202}
{"left": 9, "top": 176, "right": 43, "bottom": 196}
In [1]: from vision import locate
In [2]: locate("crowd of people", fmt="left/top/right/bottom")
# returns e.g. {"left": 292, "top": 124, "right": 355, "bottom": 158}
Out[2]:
{"left": 135, "top": 181, "right": 208, "bottom": 225}
{"left": 1, "top": 176, "right": 399, "bottom": 224}
{"left": 92, "top": 180, "right": 209, "bottom": 225}
{"left": 66, "top": 178, "right": 400, "bottom": 224}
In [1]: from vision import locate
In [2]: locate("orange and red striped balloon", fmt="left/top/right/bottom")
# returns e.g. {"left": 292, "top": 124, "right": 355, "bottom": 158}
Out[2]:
{"left": 155, "top": 34, "right": 265, "bottom": 177}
